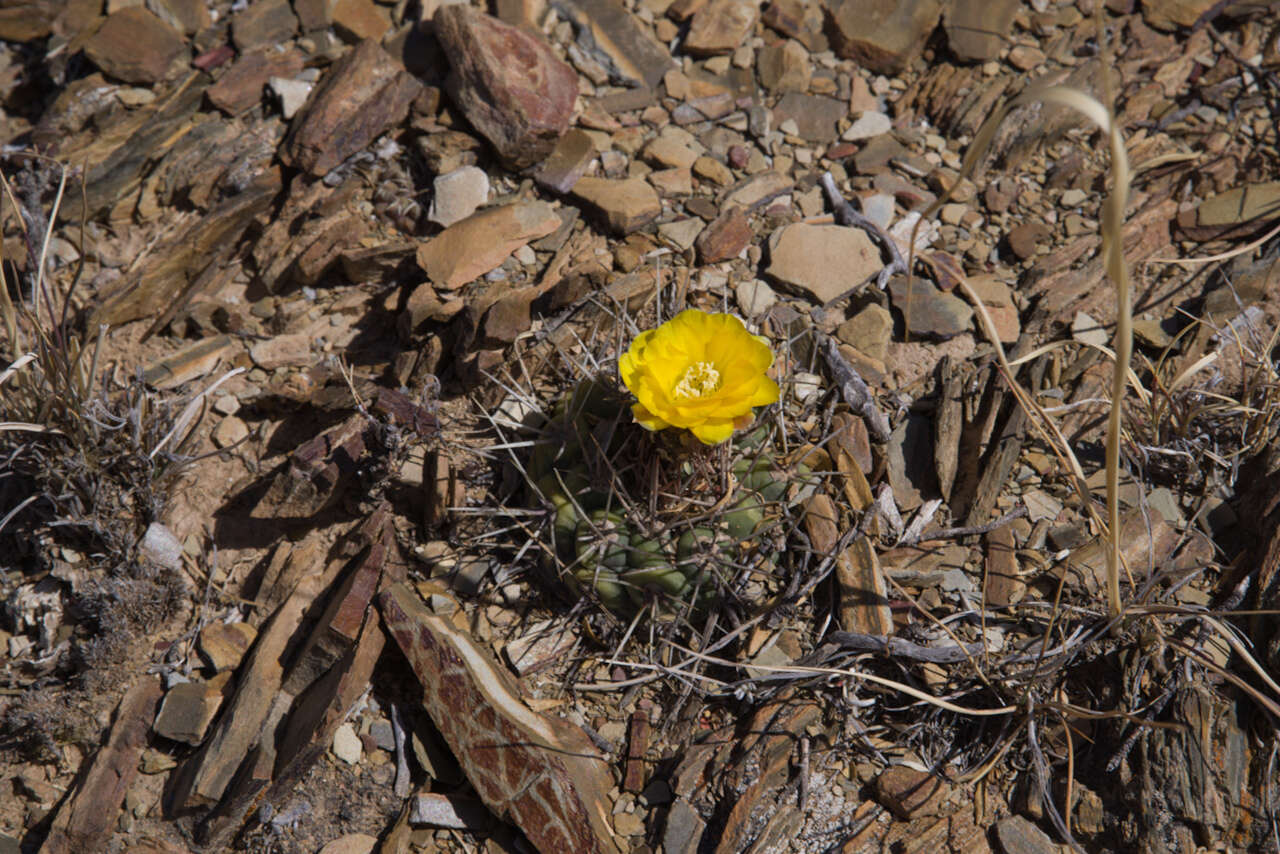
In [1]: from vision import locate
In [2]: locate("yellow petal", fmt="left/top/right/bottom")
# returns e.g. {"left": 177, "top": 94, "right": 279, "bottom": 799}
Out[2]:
{"left": 691, "top": 418, "right": 736, "bottom": 444}
{"left": 631, "top": 402, "right": 670, "bottom": 431}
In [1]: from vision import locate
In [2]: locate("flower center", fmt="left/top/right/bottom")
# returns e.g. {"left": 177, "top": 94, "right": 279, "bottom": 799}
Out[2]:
{"left": 673, "top": 361, "right": 722, "bottom": 399}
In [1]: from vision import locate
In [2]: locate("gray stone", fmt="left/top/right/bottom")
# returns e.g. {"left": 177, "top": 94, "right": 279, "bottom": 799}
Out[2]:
{"left": 429, "top": 166, "right": 491, "bottom": 228}
{"left": 842, "top": 110, "right": 892, "bottom": 141}
{"left": 141, "top": 522, "right": 184, "bottom": 571}
{"left": 333, "top": 722, "right": 362, "bottom": 764}
{"left": 662, "top": 799, "right": 706, "bottom": 854}
{"left": 735, "top": 279, "right": 779, "bottom": 318}
{"left": 269, "top": 76, "right": 313, "bottom": 119}
{"left": 862, "top": 193, "right": 895, "bottom": 229}
{"left": 771, "top": 92, "right": 845, "bottom": 142}
{"left": 658, "top": 218, "right": 705, "bottom": 251}
{"left": 887, "top": 277, "right": 972, "bottom": 339}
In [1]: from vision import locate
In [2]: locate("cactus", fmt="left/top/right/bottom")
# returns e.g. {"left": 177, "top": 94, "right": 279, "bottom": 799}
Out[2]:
{"left": 525, "top": 378, "right": 812, "bottom": 613}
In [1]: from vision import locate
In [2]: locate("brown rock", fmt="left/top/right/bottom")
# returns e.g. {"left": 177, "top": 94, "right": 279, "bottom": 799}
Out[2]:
{"left": 294, "top": 0, "right": 331, "bottom": 30}
{"left": 534, "top": 128, "right": 597, "bottom": 194}
{"left": 250, "top": 333, "right": 313, "bottom": 369}
{"left": 875, "top": 766, "right": 948, "bottom": 819}
{"left": 555, "top": 0, "right": 674, "bottom": 89}
{"left": 147, "top": 0, "right": 210, "bottom": 34}
{"left": 478, "top": 286, "right": 540, "bottom": 347}
{"left": 570, "top": 177, "right": 661, "bottom": 235}
{"left": 696, "top": 206, "right": 752, "bottom": 264}
{"left": 416, "top": 202, "right": 561, "bottom": 290}
{"left": 888, "top": 277, "right": 972, "bottom": 339}
{"left": 836, "top": 302, "right": 891, "bottom": 361}
{"left": 197, "top": 622, "right": 257, "bottom": 672}
{"left": 684, "top": 0, "right": 758, "bottom": 55}
{"left": 824, "top": 0, "right": 943, "bottom": 74}
{"left": 153, "top": 681, "right": 223, "bottom": 746}
{"left": 1005, "top": 222, "right": 1051, "bottom": 260}
{"left": 944, "top": 0, "right": 1017, "bottom": 62}
{"left": 206, "top": 46, "right": 305, "bottom": 115}
{"left": 231, "top": 0, "right": 298, "bottom": 52}
{"left": 984, "top": 524, "right": 1024, "bottom": 608}
{"left": 721, "top": 170, "right": 792, "bottom": 210}
{"left": 282, "top": 39, "right": 423, "bottom": 176}
{"left": 766, "top": 223, "right": 881, "bottom": 303}
{"left": 994, "top": 816, "right": 1060, "bottom": 854}
{"left": 757, "top": 39, "right": 811, "bottom": 93}
{"left": 771, "top": 92, "right": 845, "bottom": 141}
{"left": 1141, "top": 0, "right": 1218, "bottom": 30}
{"left": 965, "top": 274, "right": 1019, "bottom": 343}
{"left": 83, "top": 8, "right": 185, "bottom": 84}
{"left": 379, "top": 583, "right": 624, "bottom": 854}
{"left": 41, "top": 678, "right": 163, "bottom": 854}
{"left": 648, "top": 168, "right": 693, "bottom": 196}
{"left": 332, "top": 0, "right": 391, "bottom": 42}
{"left": 435, "top": 5, "right": 577, "bottom": 169}
{"left": 0, "top": 0, "right": 58, "bottom": 41}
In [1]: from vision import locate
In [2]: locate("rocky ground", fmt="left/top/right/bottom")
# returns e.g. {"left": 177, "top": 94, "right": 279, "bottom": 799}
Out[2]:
{"left": 2, "top": 0, "right": 1280, "bottom": 852}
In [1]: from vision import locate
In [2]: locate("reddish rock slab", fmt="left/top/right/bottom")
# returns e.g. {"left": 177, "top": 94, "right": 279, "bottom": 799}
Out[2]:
{"left": 379, "top": 583, "right": 624, "bottom": 854}
{"left": 434, "top": 5, "right": 577, "bottom": 169}
{"left": 206, "top": 46, "right": 305, "bottom": 115}
{"left": 83, "top": 7, "right": 186, "bottom": 84}
{"left": 42, "top": 677, "right": 164, "bottom": 854}
{"left": 231, "top": 0, "right": 298, "bottom": 52}
{"left": 281, "top": 39, "right": 423, "bottom": 176}
{"left": 696, "top": 205, "right": 752, "bottom": 264}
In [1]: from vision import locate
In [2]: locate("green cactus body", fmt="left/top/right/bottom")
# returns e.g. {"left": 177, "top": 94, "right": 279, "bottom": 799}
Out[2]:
{"left": 528, "top": 379, "right": 804, "bottom": 613}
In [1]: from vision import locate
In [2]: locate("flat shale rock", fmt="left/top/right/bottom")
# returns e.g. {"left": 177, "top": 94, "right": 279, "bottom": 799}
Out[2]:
{"left": 231, "top": 0, "right": 298, "bottom": 51}
{"left": 944, "top": 0, "right": 1017, "bottom": 62}
{"left": 556, "top": 0, "right": 675, "bottom": 89}
{"left": 874, "top": 766, "right": 949, "bottom": 819}
{"left": 281, "top": 39, "right": 423, "bottom": 176}
{"left": 332, "top": 0, "right": 391, "bottom": 41}
{"left": 1141, "top": 0, "right": 1219, "bottom": 30}
{"left": 771, "top": 92, "right": 844, "bottom": 141}
{"left": 206, "top": 46, "right": 305, "bottom": 115}
{"left": 0, "top": 0, "right": 59, "bottom": 41}
{"left": 534, "top": 128, "right": 596, "bottom": 194}
{"left": 766, "top": 223, "right": 880, "bottom": 303}
{"left": 823, "top": 0, "right": 943, "bottom": 74}
{"left": 757, "top": 39, "right": 811, "bottom": 93}
{"left": 696, "top": 206, "right": 752, "bottom": 263}
{"left": 684, "top": 0, "right": 758, "bottom": 56}
{"left": 994, "top": 815, "right": 1061, "bottom": 854}
{"left": 888, "top": 277, "right": 972, "bottom": 339}
{"left": 147, "top": 0, "right": 211, "bottom": 34}
{"left": 379, "top": 583, "right": 623, "bottom": 854}
{"left": 83, "top": 7, "right": 186, "bottom": 84}
{"left": 571, "top": 176, "right": 661, "bottom": 235}
{"left": 416, "top": 201, "right": 561, "bottom": 289}
{"left": 435, "top": 5, "right": 577, "bottom": 169}
{"left": 153, "top": 681, "right": 223, "bottom": 746}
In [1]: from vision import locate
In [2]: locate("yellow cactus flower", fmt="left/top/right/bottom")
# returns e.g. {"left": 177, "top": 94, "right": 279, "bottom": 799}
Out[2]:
{"left": 618, "top": 309, "right": 780, "bottom": 445}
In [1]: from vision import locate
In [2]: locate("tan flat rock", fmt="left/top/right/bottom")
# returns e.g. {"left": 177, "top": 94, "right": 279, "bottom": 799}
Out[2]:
{"left": 416, "top": 201, "right": 561, "bottom": 289}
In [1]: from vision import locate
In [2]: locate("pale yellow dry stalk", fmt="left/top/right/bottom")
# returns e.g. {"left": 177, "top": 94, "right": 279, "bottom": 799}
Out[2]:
{"left": 911, "top": 84, "right": 1134, "bottom": 621}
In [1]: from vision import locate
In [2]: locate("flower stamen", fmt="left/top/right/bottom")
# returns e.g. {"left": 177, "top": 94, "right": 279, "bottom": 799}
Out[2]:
{"left": 673, "top": 361, "right": 722, "bottom": 399}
